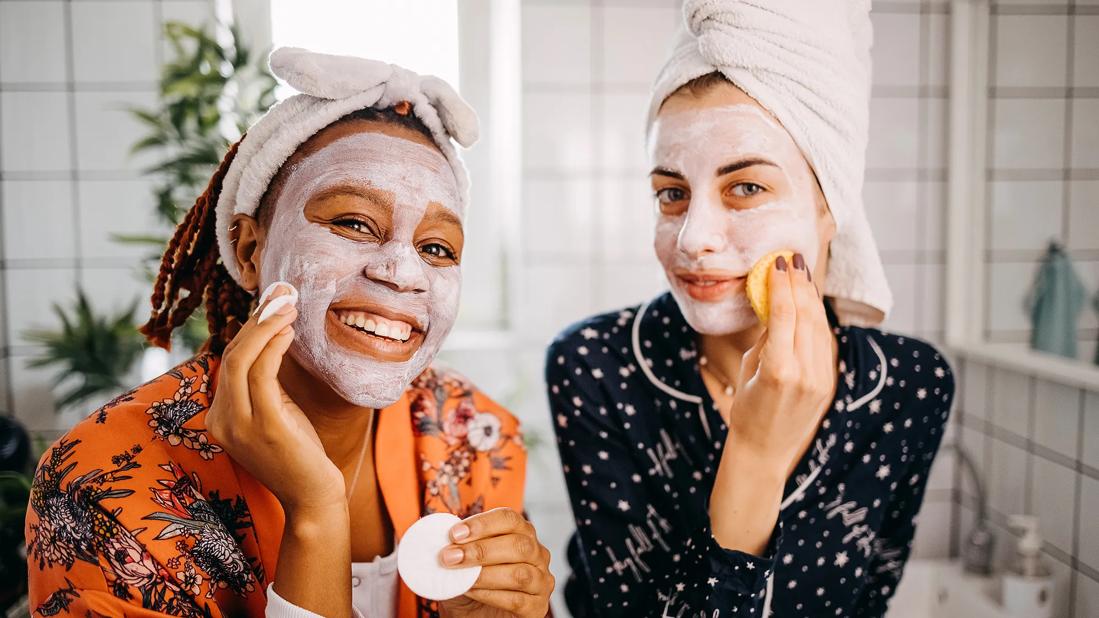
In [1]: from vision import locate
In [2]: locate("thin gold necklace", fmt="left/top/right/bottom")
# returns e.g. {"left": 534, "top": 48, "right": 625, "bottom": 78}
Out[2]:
{"left": 699, "top": 355, "right": 736, "bottom": 397}
{"left": 345, "top": 413, "right": 374, "bottom": 500}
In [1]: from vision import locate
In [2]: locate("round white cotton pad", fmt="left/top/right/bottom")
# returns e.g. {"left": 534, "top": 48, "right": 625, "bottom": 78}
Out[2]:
{"left": 397, "top": 513, "right": 481, "bottom": 601}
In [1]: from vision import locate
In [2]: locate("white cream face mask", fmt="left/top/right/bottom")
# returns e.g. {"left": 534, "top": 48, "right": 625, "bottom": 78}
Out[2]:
{"left": 648, "top": 104, "right": 823, "bottom": 335}
{"left": 258, "top": 131, "right": 462, "bottom": 408}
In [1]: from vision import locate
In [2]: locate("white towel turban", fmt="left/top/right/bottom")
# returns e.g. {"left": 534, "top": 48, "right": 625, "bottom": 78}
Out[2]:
{"left": 216, "top": 47, "right": 479, "bottom": 285}
{"left": 649, "top": 0, "right": 892, "bottom": 326}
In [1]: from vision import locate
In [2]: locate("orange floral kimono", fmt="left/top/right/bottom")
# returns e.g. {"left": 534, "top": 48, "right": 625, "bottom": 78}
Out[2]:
{"left": 25, "top": 353, "right": 526, "bottom": 618}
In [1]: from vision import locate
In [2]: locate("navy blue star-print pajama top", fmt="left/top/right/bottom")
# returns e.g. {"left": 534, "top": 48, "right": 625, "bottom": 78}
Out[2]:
{"left": 545, "top": 292, "right": 954, "bottom": 617}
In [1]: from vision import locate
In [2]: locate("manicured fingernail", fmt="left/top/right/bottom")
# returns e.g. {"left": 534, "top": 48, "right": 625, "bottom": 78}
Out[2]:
{"left": 775, "top": 255, "right": 788, "bottom": 271}
{"left": 792, "top": 253, "right": 806, "bottom": 271}
{"left": 253, "top": 281, "right": 298, "bottom": 316}
{"left": 451, "top": 524, "right": 470, "bottom": 541}
{"left": 257, "top": 295, "right": 296, "bottom": 324}
{"left": 441, "top": 547, "right": 464, "bottom": 566}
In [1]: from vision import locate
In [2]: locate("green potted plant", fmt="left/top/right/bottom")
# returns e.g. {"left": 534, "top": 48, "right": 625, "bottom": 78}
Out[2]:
{"left": 26, "top": 20, "right": 275, "bottom": 410}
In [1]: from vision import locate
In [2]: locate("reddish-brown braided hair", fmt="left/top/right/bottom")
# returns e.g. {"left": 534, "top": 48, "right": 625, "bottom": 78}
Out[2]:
{"left": 140, "top": 139, "right": 252, "bottom": 354}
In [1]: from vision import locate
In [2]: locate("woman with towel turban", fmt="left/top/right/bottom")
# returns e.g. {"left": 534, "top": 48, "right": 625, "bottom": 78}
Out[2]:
{"left": 547, "top": 1, "right": 953, "bottom": 615}
{"left": 26, "top": 49, "right": 553, "bottom": 618}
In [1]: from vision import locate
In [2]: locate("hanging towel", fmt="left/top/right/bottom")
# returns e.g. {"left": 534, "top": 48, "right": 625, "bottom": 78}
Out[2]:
{"left": 1025, "top": 242, "right": 1086, "bottom": 359}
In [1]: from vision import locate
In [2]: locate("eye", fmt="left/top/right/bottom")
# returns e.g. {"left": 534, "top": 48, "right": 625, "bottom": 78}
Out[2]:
{"left": 730, "top": 182, "right": 765, "bottom": 198}
{"left": 333, "top": 218, "right": 371, "bottom": 233}
{"left": 420, "top": 242, "right": 456, "bottom": 261}
{"left": 655, "top": 187, "right": 688, "bottom": 204}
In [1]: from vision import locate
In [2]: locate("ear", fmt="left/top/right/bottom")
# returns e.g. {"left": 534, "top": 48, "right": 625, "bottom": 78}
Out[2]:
{"left": 231, "top": 213, "right": 264, "bottom": 293}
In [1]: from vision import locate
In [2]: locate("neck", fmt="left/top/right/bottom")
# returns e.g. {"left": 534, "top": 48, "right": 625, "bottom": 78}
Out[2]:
{"left": 698, "top": 322, "right": 765, "bottom": 387}
{"left": 277, "top": 354, "right": 377, "bottom": 468}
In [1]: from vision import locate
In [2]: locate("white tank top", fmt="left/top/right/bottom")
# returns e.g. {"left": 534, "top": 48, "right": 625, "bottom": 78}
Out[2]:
{"left": 265, "top": 547, "right": 399, "bottom": 618}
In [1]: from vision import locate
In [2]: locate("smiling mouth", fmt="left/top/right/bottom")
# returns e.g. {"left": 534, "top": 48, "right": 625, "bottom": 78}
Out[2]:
{"left": 326, "top": 305, "right": 427, "bottom": 362}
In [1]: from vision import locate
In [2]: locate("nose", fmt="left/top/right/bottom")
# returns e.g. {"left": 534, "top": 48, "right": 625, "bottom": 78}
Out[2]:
{"left": 363, "top": 242, "right": 430, "bottom": 293}
{"left": 676, "top": 195, "right": 726, "bottom": 260}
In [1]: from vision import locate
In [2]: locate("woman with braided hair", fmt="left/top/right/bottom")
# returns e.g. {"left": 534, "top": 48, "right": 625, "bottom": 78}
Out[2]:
{"left": 26, "top": 49, "right": 553, "bottom": 618}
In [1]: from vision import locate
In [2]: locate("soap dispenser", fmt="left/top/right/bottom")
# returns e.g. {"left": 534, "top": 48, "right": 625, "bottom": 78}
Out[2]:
{"left": 1001, "top": 515, "right": 1053, "bottom": 617}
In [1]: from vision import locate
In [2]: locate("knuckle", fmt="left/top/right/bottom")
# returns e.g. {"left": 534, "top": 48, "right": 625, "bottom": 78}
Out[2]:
{"left": 505, "top": 594, "right": 525, "bottom": 613}
{"left": 500, "top": 507, "right": 524, "bottom": 530}
{"left": 512, "top": 564, "right": 535, "bottom": 589}
{"left": 469, "top": 542, "right": 487, "bottom": 564}
{"left": 513, "top": 534, "right": 537, "bottom": 560}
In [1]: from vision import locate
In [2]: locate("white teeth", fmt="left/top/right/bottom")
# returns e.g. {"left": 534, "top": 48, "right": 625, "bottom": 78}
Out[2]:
{"left": 335, "top": 310, "right": 415, "bottom": 342}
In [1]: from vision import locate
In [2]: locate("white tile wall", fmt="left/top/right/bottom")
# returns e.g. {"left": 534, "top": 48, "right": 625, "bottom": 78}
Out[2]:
{"left": 1074, "top": 16, "right": 1099, "bottom": 87}
{"left": 0, "top": 92, "right": 72, "bottom": 173}
{"left": 957, "top": 354, "right": 1099, "bottom": 618}
{"left": 1084, "top": 391, "right": 1099, "bottom": 471}
{"left": 988, "top": 181, "right": 1064, "bottom": 251}
{"left": 993, "top": 15, "right": 1068, "bottom": 88}
{"left": 73, "top": 91, "right": 160, "bottom": 173}
{"left": 0, "top": 1, "right": 68, "bottom": 84}
{"left": 1, "top": 181, "right": 77, "bottom": 261}
{"left": 76, "top": 179, "right": 167, "bottom": 260}
{"left": 0, "top": 0, "right": 214, "bottom": 426}
{"left": 1070, "top": 98, "right": 1099, "bottom": 169}
{"left": 992, "top": 98, "right": 1066, "bottom": 170}
{"left": 990, "top": 367, "right": 1032, "bottom": 437}
{"left": 70, "top": 1, "right": 159, "bottom": 84}
{"left": 1028, "top": 455, "right": 1076, "bottom": 553}
{"left": 1032, "top": 379, "right": 1081, "bottom": 455}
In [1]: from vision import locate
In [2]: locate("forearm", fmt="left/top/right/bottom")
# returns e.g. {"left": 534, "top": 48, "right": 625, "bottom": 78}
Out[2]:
{"left": 708, "top": 438, "right": 786, "bottom": 556}
{"left": 273, "top": 504, "right": 352, "bottom": 618}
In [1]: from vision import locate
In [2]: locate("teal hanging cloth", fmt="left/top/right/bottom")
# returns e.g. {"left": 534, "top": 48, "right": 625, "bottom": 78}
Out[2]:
{"left": 1093, "top": 290, "right": 1099, "bottom": 366}
{"left": 1024, "top": 241, "right": 1086, "bottom": 359}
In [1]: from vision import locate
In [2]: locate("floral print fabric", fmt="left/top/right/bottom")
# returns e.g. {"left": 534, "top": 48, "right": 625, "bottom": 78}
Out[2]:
{"left": 26, "top": 354, "right": 525, "bottom": 618}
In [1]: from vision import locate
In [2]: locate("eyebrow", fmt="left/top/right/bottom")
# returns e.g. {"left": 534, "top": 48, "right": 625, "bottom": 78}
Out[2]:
{"left": 421, "top": 207, "right": 463, "bottom": 230}
{"left": 649, "top": 158, "right": 779, "bottom": 180}
{"left": 312, "top": 183, "right": 393, "bottom": 206}
{"left": 649, "top": 167, "right": 684, "bottom": 179}
{"left": 715, "top": 158, "right": 779, "bottom": 177}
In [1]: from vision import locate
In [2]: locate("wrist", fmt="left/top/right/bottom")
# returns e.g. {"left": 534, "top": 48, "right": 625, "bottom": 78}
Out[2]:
{"left": 284, "top": 501, "right": 350, "bottom": 537}
{"left": 722, "top": 435, "right": 791, "bottom": 480}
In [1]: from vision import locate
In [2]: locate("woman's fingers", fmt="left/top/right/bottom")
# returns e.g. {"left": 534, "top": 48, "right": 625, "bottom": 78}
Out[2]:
{"left": 460, "top": 588, "right": 546, "bottom": 617}
{"left": 247, "top": 323, "right": 296, "bottom": 432}
{"left": 759, "top": 254, "right": 796, "bottom": 373}
{"left": 449, "top": 507, "right": 534, "bottom": 545}
{"left": 470, "top": 563, "right": 550, "bottom": 595}
{"left": 790, "top": 253, "right": 823, "bottom": 366}
{"left": 224, "top": 283, "right": 298, "bottom": 373}
{"left": 441, "top": 532, "right": 542, "bottom": 568}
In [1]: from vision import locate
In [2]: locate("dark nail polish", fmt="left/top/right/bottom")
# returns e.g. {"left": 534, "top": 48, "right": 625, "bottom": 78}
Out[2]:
{"left": 793, "top": 253, "right": 806, "bottom": 271}
{"left": 776, "top": 255, "right": 788, "bottom": 271}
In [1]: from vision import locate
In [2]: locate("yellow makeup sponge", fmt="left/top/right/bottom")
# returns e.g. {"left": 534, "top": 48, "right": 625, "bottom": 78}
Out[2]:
{"left": 746, "top": 250, "right": 795, "bottom": 324}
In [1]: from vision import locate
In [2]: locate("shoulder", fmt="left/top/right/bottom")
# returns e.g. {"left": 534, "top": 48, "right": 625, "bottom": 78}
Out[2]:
{"left": 846, "top": 327, "right": 955, "bottom": 443}
{"left": 546, "top": 303, "right": 644, "bottom": 378}
{"left": 35, "top": 354, "right": 221, "bottom": 475}
{"left": 862, "top": 328, "right": 955, "bottom": 401}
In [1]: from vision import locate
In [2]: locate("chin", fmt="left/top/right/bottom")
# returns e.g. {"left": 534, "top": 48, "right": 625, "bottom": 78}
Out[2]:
{"left": 670, "top": 287, "right": 758, "bottom": 336}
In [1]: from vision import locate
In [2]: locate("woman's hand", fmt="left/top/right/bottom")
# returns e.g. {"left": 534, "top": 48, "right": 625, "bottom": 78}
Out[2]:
{"left": 728, "top": 252, "right": 836, "bottom": 473}
{"left": 708, "top": 253, "right": 836, "bottom": 554}
{"left": 205, "top": 282, "right": 346, "bottom": 514}
{"left": 438, "top": 508, "right": 554, "bottom": 618}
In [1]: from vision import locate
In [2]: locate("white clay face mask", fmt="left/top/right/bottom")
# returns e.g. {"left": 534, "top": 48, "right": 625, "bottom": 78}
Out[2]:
{"left": 259, "top": 131, "right": 462, "bottom": 408}
{"left": 648, "top": 104, "right": 822, "bottom": 335}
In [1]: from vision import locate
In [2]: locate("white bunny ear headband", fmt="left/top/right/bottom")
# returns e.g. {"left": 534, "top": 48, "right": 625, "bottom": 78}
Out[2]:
{"left": 215, "top": 47, "right": 480, "bottom": 285}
